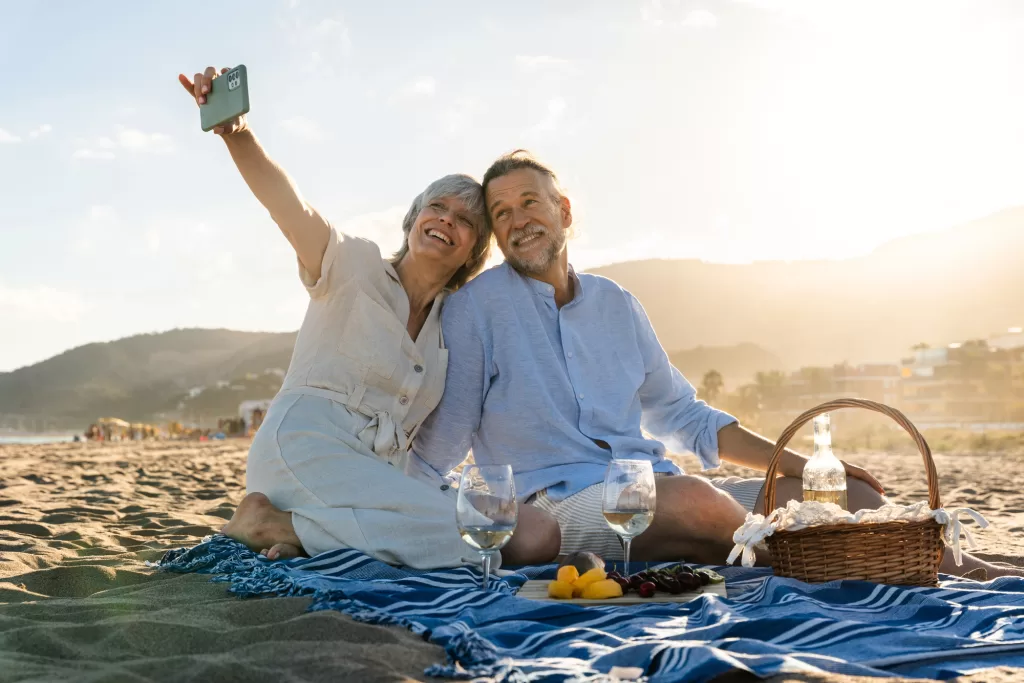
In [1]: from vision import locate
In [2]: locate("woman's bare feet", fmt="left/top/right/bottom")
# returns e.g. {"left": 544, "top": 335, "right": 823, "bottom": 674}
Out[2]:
{"left": 261, "top": 543, "right": 303, "bottom": 561}
{"left": 221, "top": 492, "right": 305, "bottom": 558}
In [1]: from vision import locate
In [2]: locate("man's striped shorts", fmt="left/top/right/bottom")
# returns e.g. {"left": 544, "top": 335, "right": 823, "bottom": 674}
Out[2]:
{"left": 529, "top": 476, "right": 764, "bottom": 561}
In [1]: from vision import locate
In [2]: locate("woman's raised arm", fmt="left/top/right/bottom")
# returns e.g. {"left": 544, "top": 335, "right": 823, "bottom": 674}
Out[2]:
{"left": 179, "top": 66, "right": 330, "bottom": 276}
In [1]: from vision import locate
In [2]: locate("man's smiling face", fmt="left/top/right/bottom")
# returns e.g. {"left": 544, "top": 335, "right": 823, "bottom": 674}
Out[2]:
{"left": 486, "top": 167, "right": 571, "bottom": 276}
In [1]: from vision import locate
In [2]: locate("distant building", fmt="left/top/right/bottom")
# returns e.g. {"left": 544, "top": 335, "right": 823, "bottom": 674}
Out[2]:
{"left": 239, "top": 399, "right": 273, "bottom": 431}
{"left": 899, "top": 342, "right": 1017, "bottom": 425}
{"left": 988, "top": 327, "right": 1024, "bottom": 351}
{"left": 834, "top": 363, "right": 901, "bottom": 405}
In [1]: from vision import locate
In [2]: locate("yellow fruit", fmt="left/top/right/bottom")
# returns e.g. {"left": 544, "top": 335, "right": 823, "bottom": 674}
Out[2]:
{"left": 557, "top": 565, "right": 580, "bottom": 584}
{"left": 581, "top": 579, "right": 624, "bottom": 600}
{"left": 572, "top": 567, "right": 607, "bottom": 598}
{"left": 547, "top": 580, "right": 576, "bottom": 600}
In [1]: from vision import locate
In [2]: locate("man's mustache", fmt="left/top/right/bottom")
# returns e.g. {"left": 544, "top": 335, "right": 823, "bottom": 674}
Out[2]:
{"left": 509, "top": 224, "right": 546, "bottom": 247}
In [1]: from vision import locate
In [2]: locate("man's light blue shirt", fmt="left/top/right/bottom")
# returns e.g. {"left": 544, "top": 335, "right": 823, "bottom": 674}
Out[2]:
{"left": 409, "top": 262, "right": 737, "bottom": 502}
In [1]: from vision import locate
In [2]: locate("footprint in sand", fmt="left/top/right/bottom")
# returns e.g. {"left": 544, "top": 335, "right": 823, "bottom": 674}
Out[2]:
{"left": 0, "top": 523, "right": 52, "bottom": 538}
{"left": 41, "top": 513, "right": 82, "bottom": 524}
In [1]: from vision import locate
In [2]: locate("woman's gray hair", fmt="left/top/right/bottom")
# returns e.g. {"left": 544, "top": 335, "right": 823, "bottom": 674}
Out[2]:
{"left": 390, "top": 174, "right": 492, "bottom": 290}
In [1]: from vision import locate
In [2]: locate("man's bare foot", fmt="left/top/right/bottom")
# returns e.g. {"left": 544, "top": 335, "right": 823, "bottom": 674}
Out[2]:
{"left": 221, "top": 492, "right": 304, "bottom": 555}
{"left": 942, "top": 550, "right": 1024, "bottom": 580}
{"left": 979, "top": 562, "right": 1024, "bottom": 579}
{"left": 261, "top": 543, "right": 303, "bottom": 561}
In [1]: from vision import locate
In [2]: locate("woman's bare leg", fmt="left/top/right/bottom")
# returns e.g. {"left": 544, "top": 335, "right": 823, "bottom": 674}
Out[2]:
{"left": 221, "top": 492, "right": 306, "bottom": 559}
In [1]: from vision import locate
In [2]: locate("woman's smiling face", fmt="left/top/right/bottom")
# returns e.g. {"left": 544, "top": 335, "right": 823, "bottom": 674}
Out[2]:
{"left": 407, "top": 195, "right": 481, "bottom": 272}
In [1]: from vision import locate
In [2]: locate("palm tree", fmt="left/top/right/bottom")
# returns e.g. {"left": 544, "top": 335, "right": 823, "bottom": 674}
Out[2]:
{"left": 699, "top": 370, "right": 724, "bottom": 404}
{"left": 754, "top": 370, "right": 787, "bottom": 411}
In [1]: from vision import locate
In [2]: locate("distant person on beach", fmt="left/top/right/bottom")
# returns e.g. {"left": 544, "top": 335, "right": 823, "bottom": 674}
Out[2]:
{"left": 410, "top": 149, "right": 1021, "bottom": 579}
{"left": 178, "top": 67, "right": 559, "bottom": 568}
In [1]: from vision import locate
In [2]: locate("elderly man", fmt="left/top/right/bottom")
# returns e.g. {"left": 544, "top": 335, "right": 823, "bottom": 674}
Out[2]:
{"left": 409, "top": 150, "right": 1014, "bottom": 578}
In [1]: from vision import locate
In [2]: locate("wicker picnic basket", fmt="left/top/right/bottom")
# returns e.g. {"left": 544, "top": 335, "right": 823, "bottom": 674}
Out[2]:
{"left": 762, "top": 398, "right": 945, "bottom": 586}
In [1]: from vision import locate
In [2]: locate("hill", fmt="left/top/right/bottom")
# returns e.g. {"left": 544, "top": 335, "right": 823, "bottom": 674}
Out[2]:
{"left": 589, "top": 207, "right": 1024, "bottom": 368}
{"left": 666, "top": 343, "right": 783, "bottom": 391}
{"left": 4, "top": 206, "right": 1024, "bottom": 426}
{"left": 0, "top": 329, "right": 296, "bottom": 428}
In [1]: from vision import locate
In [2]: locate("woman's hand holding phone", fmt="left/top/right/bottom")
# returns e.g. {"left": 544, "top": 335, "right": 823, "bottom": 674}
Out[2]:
{"left": 177, "top": 66, "right": 248, "bottom": 136}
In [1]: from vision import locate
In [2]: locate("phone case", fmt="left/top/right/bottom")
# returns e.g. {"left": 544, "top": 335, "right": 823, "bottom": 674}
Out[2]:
{"left": 200, "top": 65, "right": 250, "bottom": 132}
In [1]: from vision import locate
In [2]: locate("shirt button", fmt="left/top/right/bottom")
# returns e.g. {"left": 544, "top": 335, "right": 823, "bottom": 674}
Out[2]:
{"left": 578, "top": 393, "right": 585, "bottom": 400}
{"left": 399, "top": 396, "right": 409, "bottom": 406}
{"left": 414, "top": 364, "right": 423, "bottom": 373}
{"left": 567, "top": 351, "right": 574, "bottom": 359}
{"left": 440, "top": 484, "right": 450, "bottom": 491}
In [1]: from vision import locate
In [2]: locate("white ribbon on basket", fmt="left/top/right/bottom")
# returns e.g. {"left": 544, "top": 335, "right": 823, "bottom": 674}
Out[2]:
{"left": 727, "top": 499, "right": 989, "bottom": 569}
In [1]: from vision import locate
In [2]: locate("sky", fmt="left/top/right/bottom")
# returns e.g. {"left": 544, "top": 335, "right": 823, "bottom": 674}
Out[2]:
{"left": 2, "top": 0, "right": 1024, "bottom": 371}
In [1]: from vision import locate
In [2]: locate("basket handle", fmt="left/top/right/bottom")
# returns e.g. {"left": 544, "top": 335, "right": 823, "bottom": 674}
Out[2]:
{"left": 761, "top": 398, "right": 940, "bottom": 516}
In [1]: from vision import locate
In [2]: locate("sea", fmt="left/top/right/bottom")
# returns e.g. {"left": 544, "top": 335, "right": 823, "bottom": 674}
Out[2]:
{"left": 0, "top": 434, "right": 78, "bottom": 445}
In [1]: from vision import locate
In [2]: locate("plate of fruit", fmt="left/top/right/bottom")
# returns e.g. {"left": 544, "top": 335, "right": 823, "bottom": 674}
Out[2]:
{"left": 517, "top": 552, "right": 727, "bottom": 604}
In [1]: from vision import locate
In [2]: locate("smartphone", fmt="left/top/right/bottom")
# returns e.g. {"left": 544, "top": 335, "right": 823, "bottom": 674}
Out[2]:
{"left": 200, "top": 65, "right": 250, "bottom": 132}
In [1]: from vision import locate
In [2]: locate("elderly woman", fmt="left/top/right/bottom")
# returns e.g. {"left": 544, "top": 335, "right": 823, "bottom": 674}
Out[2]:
{"left": 179, "top": 67, "right": 560, "bottom": 569}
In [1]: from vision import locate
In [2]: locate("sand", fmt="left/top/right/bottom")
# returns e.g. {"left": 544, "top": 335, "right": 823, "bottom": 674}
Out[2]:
{"left": 1, "top": 440, "right": 1023, "bottom": 682}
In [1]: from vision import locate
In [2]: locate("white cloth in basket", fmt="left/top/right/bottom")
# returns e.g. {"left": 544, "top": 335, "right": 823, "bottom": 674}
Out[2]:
{"left": 728, "top": 499, "right": 989, "bottom": 569}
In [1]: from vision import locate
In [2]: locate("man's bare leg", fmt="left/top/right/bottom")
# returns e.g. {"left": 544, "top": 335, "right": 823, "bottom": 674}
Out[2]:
{"left": 759, "top": 476, "right": 1024, "bottom": 579}
{"left": 221, "top": 492, "right": 305, "bottom": 560}
{"left": 630, "top": 475, "right": 765, "bottom": 565}
{"left": 502, "top": 503, "right": 561, "bottom": 565}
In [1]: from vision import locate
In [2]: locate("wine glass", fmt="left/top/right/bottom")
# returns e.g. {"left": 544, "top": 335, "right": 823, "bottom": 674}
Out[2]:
{"left": 456, "top": 464, "right": 518, "bottom": 590}
{"left": 602, "top": 459, "right": 656, "bottom": 577}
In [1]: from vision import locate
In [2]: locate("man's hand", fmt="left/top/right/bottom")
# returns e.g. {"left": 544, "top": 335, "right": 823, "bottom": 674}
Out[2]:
{"left": 717, "top": 423, "right": 886, "bottom": 495}
{"left": 842, "top": 461, "right": 885, "bottom": 495}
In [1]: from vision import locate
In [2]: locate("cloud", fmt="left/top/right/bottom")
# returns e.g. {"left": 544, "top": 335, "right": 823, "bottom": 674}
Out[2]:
{"left": 314, "top": 17, "right": 347, "bottom": 39}
{"left": 72, "top": 148, "right": 115, "bottom": 160}
{"left": 338, "top": 205, "right": 407, "bottom": 256}
{"left": 117, "top": 127, "right": 174, "bottom": 153}
{"left": 28, "top": 124, "right": 52, "bottom": 139}
{"left": 71, "top": 205, "right": 119, "bottom": 253}
{"left": 440, "top": 96, "right": 487, "bottom": 136}
{"left": 524, "top": 98, "right": 568, "bottom": 138}
{"left": 642, "top": 1, "right": 718, "bottom": 29}
{"left": 680, "top": 9, "right": 718, "bottom": 28}
{"left": 89, "top": 205, "right": 117, "bottom": 222}
{"left": 145, "top": 229, "right": 161, "bottom": 253}
{"left": 0, "top": 284, "right": 89, "bottom": 323}
{"left": 72, "top": 126, "right": 174, "bottom": 160}
{"left": 0, "top": 128, "right": 21, "bottom": 144}
{"left": 287, "top": 15, "right": 352, "bottom": 74}
{"left": 515, "top": 56, "right": 576, "bottom": 74}
{"left": 391, "top": 77, "right": 437, "bottom": 103}
{"left": 281, "top": 116, "right": 329, "bottom": 142}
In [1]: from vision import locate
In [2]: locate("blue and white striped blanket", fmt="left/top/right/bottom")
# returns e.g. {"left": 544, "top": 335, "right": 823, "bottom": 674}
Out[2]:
{"left": 159, "top": 535, "right": 1024, "bottom": 681}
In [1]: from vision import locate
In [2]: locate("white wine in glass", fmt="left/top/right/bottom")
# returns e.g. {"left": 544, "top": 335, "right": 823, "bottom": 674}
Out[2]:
{"left": 602, "top": 459, "right": 656, "bottom": 576}
{"left": 456, "top": 464, "right": 517, "bottom": 590}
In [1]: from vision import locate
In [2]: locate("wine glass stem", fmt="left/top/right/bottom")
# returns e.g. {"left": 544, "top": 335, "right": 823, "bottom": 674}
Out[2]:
{"left": 623, "top": 537, "right": 632, "bottom": 577}
{"left": 481, "top": 551, "right": 493, "bottom": 591}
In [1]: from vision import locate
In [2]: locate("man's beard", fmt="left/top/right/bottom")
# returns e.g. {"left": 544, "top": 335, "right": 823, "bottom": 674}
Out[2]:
{"left": 505, "top": 225, "right": 567, "bottom": 276}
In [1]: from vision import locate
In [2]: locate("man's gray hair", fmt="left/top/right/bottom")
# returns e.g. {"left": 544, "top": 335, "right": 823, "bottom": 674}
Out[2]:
{"left": 391, "top": 174, "right": 492, "bottom": 290}
{"left": 481, "top": 149, "right": 575, "bottom": 238}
